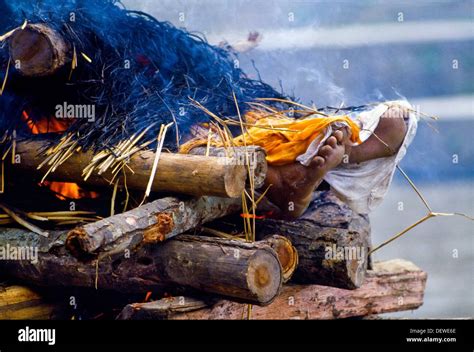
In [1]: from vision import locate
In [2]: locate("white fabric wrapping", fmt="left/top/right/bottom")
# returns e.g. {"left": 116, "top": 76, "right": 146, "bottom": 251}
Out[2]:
{"left": 323, "top": 100, "right": 418, "bottom": 214}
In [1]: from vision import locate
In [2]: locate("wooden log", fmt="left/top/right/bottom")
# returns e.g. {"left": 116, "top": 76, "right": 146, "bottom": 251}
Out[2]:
{"left": 200, "top": 230, "right": 298, "bottom": 283}
{"left": 117, "top": 259, "right": 427, "bottom": 320}
{"left": 142, "top": 235, "right": 282, "bottom": 305}
{"left": 13, "top": 139, "right": 248, "bottom": 198}
{"left": 260, "top": 235, "right": 298, "bottom": 283}
{"left": 66, "top": 196, "right": 241, "bottom": 257}
{"left": 256, "top": 191, "right": 371, "bottom": 289}
{"left": 8, "top": 24, "right": 69, "bottom": 77}
{"left": 0, "top": 285, "right": 57, "bottom": 320}
{"left": 188, "top": 146, "right": 268, "bottom": 189}
{"left": 0, "top": 229, "right": 282, "bottom": 305}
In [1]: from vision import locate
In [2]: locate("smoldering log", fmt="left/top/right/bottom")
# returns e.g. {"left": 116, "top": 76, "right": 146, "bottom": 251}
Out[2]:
{"left": 66, "top": 196, "right": 241, "bottom": 257}
{"left": 189, "top": 146, "right": 268, "bottom": 189}
{"left": 0, "top": 229, "right": 283, "bottom": 305}
{"left": 8, "top": 24, "right": 69, "bottom": 77}
{"left": 13, "top": 139, "right": 250, "bottom": 198}
{"left": 117, "top": 259, "right": 427, "bottom": 320}
{"left": 256, "top": 191, "right": 371, "bottom": 289}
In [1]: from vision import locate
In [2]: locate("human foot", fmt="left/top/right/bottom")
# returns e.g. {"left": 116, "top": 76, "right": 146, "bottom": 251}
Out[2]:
{"left": 349, "top": 105, "right": 409, "bottom": 164}
{"left": 264, "top": 130, "right": 346, "bottom": 219}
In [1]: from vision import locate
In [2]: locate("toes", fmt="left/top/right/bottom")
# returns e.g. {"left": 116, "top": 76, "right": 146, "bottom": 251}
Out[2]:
{"left": 319, "top": 145, "right": 333, "bottom": 159}
{"left": 333, "top": 130, "right": 344, "bottom": 144}
{"left": 310, "top": 156, "right": 325, "bottom": 167}
{"left": 310, "top": 132, "right": 346, "bottom": 167}
{"left": 327, "top": 136, "right": 337, "bottom": 148}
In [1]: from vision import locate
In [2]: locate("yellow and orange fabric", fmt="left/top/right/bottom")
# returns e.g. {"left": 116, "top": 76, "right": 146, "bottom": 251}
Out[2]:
{"left": 180, "top": 111, "right": 361, "bottom": 165}
{"left": 232, "top": 114, "right": 361, "bottom": 165}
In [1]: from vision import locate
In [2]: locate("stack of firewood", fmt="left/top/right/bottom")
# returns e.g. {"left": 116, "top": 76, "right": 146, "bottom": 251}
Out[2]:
{"left": 1, "top": 136, "right": 382, "bottom": 315}
{"left": 1, "top": 145, "right": 372, "bottom": 305}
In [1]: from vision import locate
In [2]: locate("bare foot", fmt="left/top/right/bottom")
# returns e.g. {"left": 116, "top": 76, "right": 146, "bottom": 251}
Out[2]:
{"left": 262, "top": 105, "right": 409, "bottom": 219}
{"left": 264, "top": 130, "right": 346, "bottom": 219}
{"left": 349, "top": 105, "right": 408, "bottom": 163}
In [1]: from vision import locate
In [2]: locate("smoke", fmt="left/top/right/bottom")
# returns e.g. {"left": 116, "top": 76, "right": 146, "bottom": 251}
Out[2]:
{"left": 295, "top": 67, "right": 346, "bottom": 107}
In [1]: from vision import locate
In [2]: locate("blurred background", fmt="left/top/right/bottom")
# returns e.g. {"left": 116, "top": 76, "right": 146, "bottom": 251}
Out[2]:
{"left": 123, "top": 0, "right": 473, "bottom": 318}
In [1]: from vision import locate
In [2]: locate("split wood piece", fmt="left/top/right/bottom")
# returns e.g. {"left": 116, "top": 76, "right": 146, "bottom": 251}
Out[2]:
{"left": 117, "top": 259, "right": 427, "bottom": 320}
{"left": 66, "top": 196, "right": 241, "bottom": 257}
{"left": 0, "top": 229, "right": 282, "bottom": 305}
{"left": 0, "top": 285, "right": 57, "bottom": 319}
{"left": 256, "top": 191, "right": 371, "bottom": 289}
{"left": 13, "top": 139, "right": 248, "bottom": 198}
{"left": 188, "top": 146, "right": 267, "bottom": 189}
{"left": 8, "top": 24, "right": 69, "bottom": 77}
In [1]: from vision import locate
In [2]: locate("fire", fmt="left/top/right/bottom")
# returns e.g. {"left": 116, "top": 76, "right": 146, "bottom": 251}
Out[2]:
{"left": 21, "top": 110, "right": 70, "bottom": 134}
{"left": 21, "top": 111, "right": 98, "bottom": 200}
{"left": 41, "top": 181, "right": 99, "bottom": 201}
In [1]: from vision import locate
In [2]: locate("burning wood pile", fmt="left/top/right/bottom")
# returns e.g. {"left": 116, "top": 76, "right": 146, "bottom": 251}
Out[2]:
{"left": 0, "top": 0, "right": 426, "bottom": 320}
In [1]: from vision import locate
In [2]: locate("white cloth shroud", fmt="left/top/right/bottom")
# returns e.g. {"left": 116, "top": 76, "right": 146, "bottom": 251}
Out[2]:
{"left": 318, "top": 100, "right": 418, "bottom": 214}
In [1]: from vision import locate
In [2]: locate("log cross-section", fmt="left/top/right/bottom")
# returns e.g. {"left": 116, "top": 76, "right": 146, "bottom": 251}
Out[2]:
{"left": 8, "top": 24, "right": 69, "bottom": 77}
{"left": 259, "top": 235, "right": 298, "bottom": 283}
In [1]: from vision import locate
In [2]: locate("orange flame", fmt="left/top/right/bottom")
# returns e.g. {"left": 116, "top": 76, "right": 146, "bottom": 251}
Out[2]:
{"left": 21, "top": 110, "right": 71, "bottom": 134}
{"left": 41, "top": 181, "right": 99, "bottom": 201}
{"left": 20, "top": 111, "right": 98, "bottom": 200}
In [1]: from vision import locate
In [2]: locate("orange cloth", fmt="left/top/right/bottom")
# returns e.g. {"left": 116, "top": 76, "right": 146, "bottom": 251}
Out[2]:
{"left": 232, "top": 115, "right": 361, "bottom": 165}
